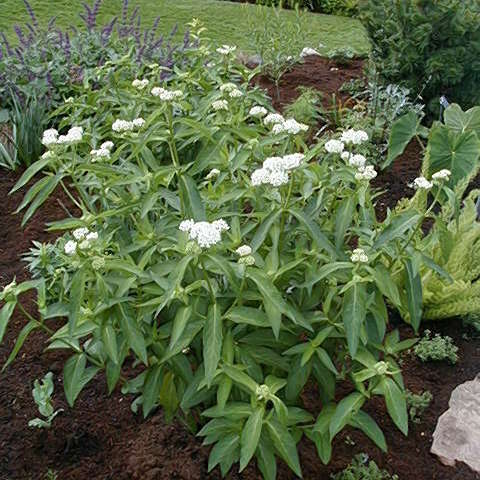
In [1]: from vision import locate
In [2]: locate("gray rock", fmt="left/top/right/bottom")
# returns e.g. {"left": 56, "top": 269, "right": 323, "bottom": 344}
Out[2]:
{"left": 431, "top": 375, "right": 480, "bottom": 472}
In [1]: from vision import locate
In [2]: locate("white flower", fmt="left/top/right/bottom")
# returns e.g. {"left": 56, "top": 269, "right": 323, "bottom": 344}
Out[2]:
{"left": 272, "top": 118, "right": 308, "bottom": 135}
{"left": 281, "top": 153, "right": 305, "bottom": 170}
{"left": 90, "top": 148, "right": 111, "bottom": 160}
{"left": 341, "top": 129, "right": 369, "bottom": 145}
{"left": 355, "top": 165, "right": 377, "bottom": 181}
{"left": 325, "top": 139, "right": 345, "bottom": 154}
{"left": 101, "top": 141, "right": 114, "bottom": 151}
{"left": 412, "top": 176, "right": 433, "bottom": 190}
{"left": 73, "top": 227, "right": 89, "bottom": 240}
{"left": 112, "top": 120, "right": 133, "bottom": 132}
{"left": 216, "top": 45, "right": 236, "bottom": 55}
{"left": 86, "top": 231, "right": 98, "bottom": 242}
{"left": 151, "top": 87, "right": 182, "bottom": 101}
{"left": 249, "top": 106, "right": 268, "bottom": 117}
{"left": 432, "top": 169, "right": 451, "bottom": 181}
{"left": 351, "top": 248, "right": 368, "bottom": 263}
{"left": 219, "top": 83, "right": 237, "bottom": 93}
{"left": 251, "top": 153, "right": 303, "bottom": 187}
{"left": 206, "top": 168, "right": 220, "bottom": 179}
{"left": 341, "top": 151, "right": 351, "bottom": 161}
{"left": 349, "top": 154, "right": 367, "bottom": 169}
{"left": 179, "top": 219, "right": 195, "bottom": 232}
{"left": 180, "top": 219, "right": 229, "bottom": 248}
{"left": 57, "top": 126, "right": 83, "bottom": 145}
{"left": 64, "top": 240, "right": 77, "bottom": 255}
{"left": 235, "top": 245, "right": 252, "bottom": 257}
{"left": 132, "top": 118, "right": 145, "bottom": 128}
{"left": 132, "top": 79, "right": 149, "bottom": 90}
{"left": 212, "top": 100, "right": 229, "bottom": 111}
{"left": 300, "top": 47, "right": 320, "bottom": 57}
{"left": 229, "top": 89, "right": 243, "bottom": 98}
{"left": 264, "top": 113, "right": 285, "bottom": 126}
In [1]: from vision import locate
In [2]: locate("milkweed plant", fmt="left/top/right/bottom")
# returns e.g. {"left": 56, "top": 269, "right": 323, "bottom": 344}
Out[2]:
{"left": 0, "top": 20, "right": 454, "bottom": 479}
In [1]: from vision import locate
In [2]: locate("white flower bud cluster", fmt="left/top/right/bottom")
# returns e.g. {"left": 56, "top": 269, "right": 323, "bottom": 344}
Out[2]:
{"left": 90, "top": 141, "right": 114, "bottom": 161}
{"left": 272, "top": 118, "right": 308, "bottom": 135}
{"left": 340, "top": 129, "right": 369, "bottom": 145}
{"left": 151, "top": 87, "right": 183, "bottom": 101}
{"left": 350, "top": 248, "right": 368, "bottom": 263}
{"left": 236, "top": 244, "right": 255, "bottom": 265}
{"left": 263, "top": 113, "right": 285, "bottom": 126}
{"left": 216, "top": 45, "right": 237, "bottom": 55}
{"left": 249, "top": 106, "right": 268, "bottom": 117}
{"left": 219, "top": 83, "right": 243, "bottom": 99}
{"left": 212, "top": 100, "right": 229, "bottom": 111}
{"left": 354, "top": 165, "right": 377, "bottom": 181}
{"left": 65, "top": 228, "right": 99, "bottom": 255}
{"left": 348, "top": 154, "right": 367, "bottom": 169}
{"left": 42, "top": 127, "right": 84, "bottom": 147}
{"left": 251, "top": 153, "right": 304, "bottom": 187}
{"left": 112, "top": 118, "right": 145, "bottom": 132}
{"left": 206, "top": 168, "right": 220, "bottom": 179}
{"left": 179, "top": 219, "right": 229, "bottom": 248}
{"left": 412, "top": 176, "right": 433, "bottom": 190}
{"left": 132, "top": 79, "right": 149, "bottom": 90}
{"left": 324, "top": 139, "right": 345, "bottom": 154}
{"left": 431, "top": 169, "right": 451, "bottom": 181}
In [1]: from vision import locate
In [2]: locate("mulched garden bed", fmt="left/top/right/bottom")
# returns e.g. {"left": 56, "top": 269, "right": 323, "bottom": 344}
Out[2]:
{"left": 1, "top": 56, "right": 479, "bottom": 480}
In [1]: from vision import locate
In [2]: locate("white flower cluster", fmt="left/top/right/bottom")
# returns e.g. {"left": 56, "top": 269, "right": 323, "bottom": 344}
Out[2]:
{"left": 206, "top": 168, "right": 220, "bottom": 179}
{"left": 432, "top": 169, "right": 451, "bottom": 181}
{"left": 264, "top": 113, "right": 285, "bottom": 126}
{"left": 151, "top": 87, "right": 183, "bottom": 101}
{"left": 42, "top": 126, "right": 83, "bottom": 147}
{"left": 272, "top": 118, "right": 309, "bottom": 135}
{"left": 350, "top": 248, "right": 368, "bottom": 263}
{"left": 354, "top": 165, "right": 377, "bottom": 181}
{"left": 132, "top": 79, "right": 149, "bottom": 90}
{"left": 64, "top": 228, "right": 99, "bottom": 255}
{"left": 90, "top": 141, "right": 114, "bottom": 161}
{"left": 325, "top": 139, "right": 344, "bottom": 154}
{"left": 412, "top": 176, "right": 433, "bottom": 190}
{"left": 220, "top": 83, "right": 243, "bottom": 98}
{"left": 340, "top": 129, "right": 369, "bottom": 145}
{"left": 216, "top": 45, "right": 237, "bottom": 55}
{"left": 112, "top": 118, "right": 145, "bottom": 133}
{"left": 236, "top": 244, "right": 254, "bottom": 266}
{"left": 348, "top": 154, "right": 367, "bottom": 169}
{"left": 300, "top": 47, "right": 320, "bottom": 57}
{"left": 179, "top": 219, "right": 229, "bottom": 248}
{"left": 251, "top": 153, "right": 304, "bottom": 187}
{"left": 249, "top": 106, "right": 268, "bottom": 117}
{"left": 212, "top": 99, "right": 228, "bottom": 111}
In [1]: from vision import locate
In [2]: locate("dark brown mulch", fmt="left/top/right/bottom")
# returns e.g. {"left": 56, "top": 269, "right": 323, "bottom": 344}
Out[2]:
{"left": 1, "top": 57, "right": 480, "bottom": 480}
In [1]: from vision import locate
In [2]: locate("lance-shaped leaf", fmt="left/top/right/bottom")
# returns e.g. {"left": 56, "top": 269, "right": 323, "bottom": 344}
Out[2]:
{"left": 203, "top": 303, "right": 223, "bottom": 387}
{"left": 240, "top": 405, "right": 264, "bottom": 471}
{"left": 342, "top": 282, "right": 367, "bottom": 358}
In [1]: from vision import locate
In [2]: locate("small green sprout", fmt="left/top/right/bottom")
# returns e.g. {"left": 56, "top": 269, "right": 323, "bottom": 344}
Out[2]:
{"left": 28, "top": 372, "right": 63, "bottom": 429}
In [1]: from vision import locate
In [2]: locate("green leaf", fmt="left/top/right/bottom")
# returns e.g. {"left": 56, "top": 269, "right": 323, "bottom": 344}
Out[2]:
{"left": 250, "top": 209, "right": 282, "bottom": 252}
{"left": 266, "top": 418, "right": 302, "bottom": 478}
{"left": 382, "top": 377, "right": 408, "bottom": 436}
{"left": 207, "top": 433, "right": 239, "bottom": 473}
{"left": 2, "top": 319, "right": 39, "bottom": 371}
{"left": 404, "top": 258, "right": 422, "bottom": 331}
{"left": 335, "top": 196, "right": 355, "bottom": 250}
{"left": 0, "top": 301, "right": 16, "bottom": 343}
{"left": 350, "top": 410, "right": 387, "bottom": 452}
{"left": 329, "top": 392, "right": 365, "bottom": 439}
{"left": 370, "top": 264, "right": 401, "bottom": 307}
{"left": 373, "top": 211, "right": 420, "bottom": 249}
{"left": 226, "top": 306, "right": 270, "bottom": 328}
{"left": 444, "top": 103, "right": 480, "bottom": 137}
{"left": 63, "top": 353, "right": 99, "bottom": 407}
{"left": 118, "top": 307, "right": 148, "bottom": 365}
{"left": 299, "top": 262, "right": 351, "bottom": 289}
{"left": 385, "top": 111, "right": 419, "bottom": 168}
{"left": 257, "top": 434, "right": 277, "bottom": 480}
{"left": 222, "top": 365, "right": 258, "bottom": 394}
{"left": 240, "top": 406, "right": 264, "bottom": 471}
{"left": 179, "top": 174, "right": 206, "bottom": 221}
{"left": 203, "top": 303, "right": 223, "bottom": 388}
{"left": 10, "top": 157, "right": 51, "bottom": 193}
{"left": 68, "top": 269, "right": 85, "bottom": 336}
{"left": 101, "top": 323, "right": 119, "bottom": 364}
{"left": 342, "top": 282, "right": 367, "bottom": 358}
{"left": 170, "top": 305, "right": 192, "bottom": 349}
{"left": 142, "top": 364, "right": 163, "bottom": 418}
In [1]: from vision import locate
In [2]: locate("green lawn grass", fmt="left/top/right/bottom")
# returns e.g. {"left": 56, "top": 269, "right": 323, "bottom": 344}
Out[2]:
{"left": 0, "top": 0, "right": 370, "bottom": 54}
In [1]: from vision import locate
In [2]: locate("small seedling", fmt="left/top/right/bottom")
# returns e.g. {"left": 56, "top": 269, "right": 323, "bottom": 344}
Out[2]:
{"left": 28, "top": 372, "right": 63, "bottom": 429}
{"left": 406, "top": 390, "right": 433, "bottom": 424}
{"left": 331, "top": 453, "right": 399, "bottom": 480}
{"left": 413, "top": 330, "right": 458, "bottom": 364}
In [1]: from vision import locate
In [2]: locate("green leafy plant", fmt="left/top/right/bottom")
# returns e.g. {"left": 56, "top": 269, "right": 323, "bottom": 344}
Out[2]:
{"left": 246, "top": 4, "right": 308, "bottom": 97}
{"left": 361, "top": 0, "right": 480, "bottom": 115}
{"left": 28, "top": 372, "right": 63, "bottom": 429}
{"left": 405, "top": 389, "right": 432, "bottom": 424}
{"left": 413, "top": 330, "right": 458, "bottom": 364}
{"left": 44, "top": 470, "right": 58, "bottom": 480}
{"left": 327, "top": 47, "right": 356, "bottom": 66}
{"left": 0, "top": 23, "right": 455, "bottom": 479}
{"left": 331, "top": 453, "right": 399, "bottom": 480}
{"left": 283, "top": 87, "right": 323, "bottom": 126}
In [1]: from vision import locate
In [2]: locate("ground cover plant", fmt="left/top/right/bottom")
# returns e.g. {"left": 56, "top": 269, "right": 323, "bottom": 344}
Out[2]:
{"left": 0, "top": 17, "right": 466, "bottom": 478}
